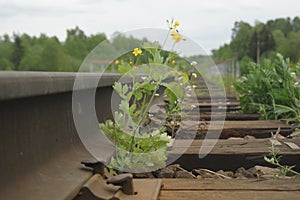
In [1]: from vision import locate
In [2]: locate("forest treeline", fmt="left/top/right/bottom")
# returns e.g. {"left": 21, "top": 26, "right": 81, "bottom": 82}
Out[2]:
{"left": 0, "top": 26, "right": 144, "bottom": 71}
{"left": 212, "top": 16, "right": 300, "bottom": 74}
{"left": 1, "top": 16, "right": 300, "bottom": 72}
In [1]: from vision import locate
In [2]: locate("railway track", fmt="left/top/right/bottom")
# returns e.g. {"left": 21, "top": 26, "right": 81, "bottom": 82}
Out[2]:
{"left": 1, "top": 72, "right": 300, "bottom": 200}
{"left": 157, "top": 78, "right": 300, "bottom": 199}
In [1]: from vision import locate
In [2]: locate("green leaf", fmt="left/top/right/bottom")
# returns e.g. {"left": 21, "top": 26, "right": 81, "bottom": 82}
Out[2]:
{"left": 180, "top": 72, "right": 189, "bottom": 83}
{"left": 264, "top": 156, "right": 275, "bottom": 164}
{"left": 129, "top": 104, "right": 137, "bottom": 115}
{"left": 119, "top": 100, "right": 130, "bottom": 114}
{"left": 118, "top": 64, "right": 132, "bottom": 75}
{"left": 140, "top": 82, "right": 156, "bottom": 94}
{"left": 114, "top": 112, "right": 124, "bottom": 126}
{"left": 142, "top": 42, "right": 160, "bottom": 56}
{"left": 133, "top": 90, "right": 143, "bottom": 101}
{"left": 113, "top": 82, "right": 132, "bottom": 100}
{"left": 122, "top": 84, "right": 129, "bottom": 94}
{"left": 113, "top": 82, "right": 123, "bottom": 96}
{"left": 274, "top": 104, "right": 295, "bottom": 114}
{"left": 152, "top": 52, "right": 164, "bottom": 64}
{"left": 161, "top": 82, "right": 184, "bottom": 99}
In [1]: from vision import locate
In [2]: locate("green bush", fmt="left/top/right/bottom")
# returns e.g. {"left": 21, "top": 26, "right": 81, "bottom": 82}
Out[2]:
{"left": 234, "top": 53, "right": 300, "bottom": 122}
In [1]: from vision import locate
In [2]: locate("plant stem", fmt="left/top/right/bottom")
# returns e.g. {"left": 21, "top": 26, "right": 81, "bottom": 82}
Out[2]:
{"left": 267, "top": 143, "right": 300, "bottom": 177}
{"left": 164, "top": 42, "right": 177, "bottom": 65}
{"left": 160, "top": 29, "right": 171, "bottom": 51}
{"left": 129, "top": 83, "right": 161, "bottom": 152}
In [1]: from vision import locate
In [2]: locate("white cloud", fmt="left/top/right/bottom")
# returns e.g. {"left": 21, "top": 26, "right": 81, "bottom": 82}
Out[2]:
{"left": 0, "top": 0, "right": 300, "bottom": 53}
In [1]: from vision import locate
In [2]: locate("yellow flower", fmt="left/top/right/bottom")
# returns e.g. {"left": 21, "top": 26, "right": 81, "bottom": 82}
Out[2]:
{"left": 171, "top": 60, "right": 176, "bottom": 64}
{"left": 132, "top": 48, "right": 142, "bottom": 56}
{"left": 173, "top": 20, "right": 180, "bottom": 27}
{"left": 114, "top": 60, "right": 120, "bottom": 65}
{"left": 171, "top": 29, "right": 183, "bottom": 43}
{"left": 129, "top": 61, "right": 133, "bottom": 65}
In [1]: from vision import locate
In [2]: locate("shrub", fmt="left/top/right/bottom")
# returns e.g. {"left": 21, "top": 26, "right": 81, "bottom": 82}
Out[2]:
{"left": 234, "top": 53, "right": 300, "bottom": 122}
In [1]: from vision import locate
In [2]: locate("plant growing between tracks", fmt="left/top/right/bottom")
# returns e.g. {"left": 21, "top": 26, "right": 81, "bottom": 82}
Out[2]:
{"left": 264, "top": 142, "right": 300, "bottom": 178}
{"left": 100, "top": 19, "right": 193, "bottom": 172}
{"left": 234, "top": 54, "right": 300, "bottom": 136}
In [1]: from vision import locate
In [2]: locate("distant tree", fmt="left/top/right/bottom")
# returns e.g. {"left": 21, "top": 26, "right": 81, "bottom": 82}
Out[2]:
{"left": 11, "top": 35, "right": 24, "bottom": 70}
{"left": 231, "top": 21, "right": 254, "bottom": 59}
{"left": 19, "top": 43, "right": 42, "bottom": 71}
{"left": 212, "top": 44, "right": 233, "bottom": 61}
{"left": 292, "top": 17, "right": 300, "bottom": 31}
{"left": 213, "top": 17, "right": 300, "bottom": 74}
{"left": 279, "top": 31, "right": 300, "bottom": 63}
{"left": 0, "top": 34, "right": 13, "bottom": 62}
{"left": 266, "top": 18, "right": 293, "bottom": 36}
{"left": 249, "top": 25, "right": 275, "bottom": 63}
{"left": 41, "top": 37, "right": 71, "bottom": 71}
{"left": 0, "top": 57, "right": 14, "bottom": 70}
{"left": 86, "top": 33, "right": 107, "bottom": 51}
{"left": 111, "top": 34, "right": 143, "bottom": 52}
{"left": 64, "top": 26, "right": 88, "bottom": 60}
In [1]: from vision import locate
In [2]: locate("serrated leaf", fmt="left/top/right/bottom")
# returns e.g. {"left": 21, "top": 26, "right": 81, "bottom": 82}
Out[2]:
{"left": 152, "top": 52, "right": 164, "bottom": 64}
{"left": 122, "top": 84, "right": 128, "bottom": 94}
{"left": 118, "top": 64, "right": 132, "bottom": 75}
{"left": 119, "top": 100, "right": 130, "bottom": 114}
{"left": 114, "top": 112, "right": 124, "bottom": 125}
{"left": 113, "top": 82, "right": 123, "bottom": 95}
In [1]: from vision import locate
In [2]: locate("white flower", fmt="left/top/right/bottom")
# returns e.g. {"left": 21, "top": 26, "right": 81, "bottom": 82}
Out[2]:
{"left": 151, "top": 129, "right": 160, "bottom": 136}
{"left": 291, "top": 72, "right": 296, "bottom": 78}
{"left": 192, "top": 85, "right": 196, "bottom": 88}
{"left": 179, "top": 83, "right": 183, "bottom": 86}
{"left": 148, "top": 113, "right": 154, "bottom": 117}
{"left": 294, "top": 82, "right": 299, "bottom": 87}
{"left": 155, "top": 93, "right": 160, "bottom": 97}
{"left": 141, "top": 76, "right": 148, "bottom": 80}
{"left": 185, "top": 85, "right": 191, "bottom": 90}
{"left": 191, "top": 61, "right": 197, "bottom": 66}
{"left": 160, "top": 132, "right": 171, "bottom": 142}
{"left": 192, "top": 73, "right": 197, "bottom": 78}
{"left": 191, "top": 105, "right": 197, "bottom": 108}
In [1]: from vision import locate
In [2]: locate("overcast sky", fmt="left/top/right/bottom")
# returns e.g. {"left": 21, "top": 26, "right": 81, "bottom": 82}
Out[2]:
{"left": 1, "top": 0, "right": 300, "bottom": 53}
